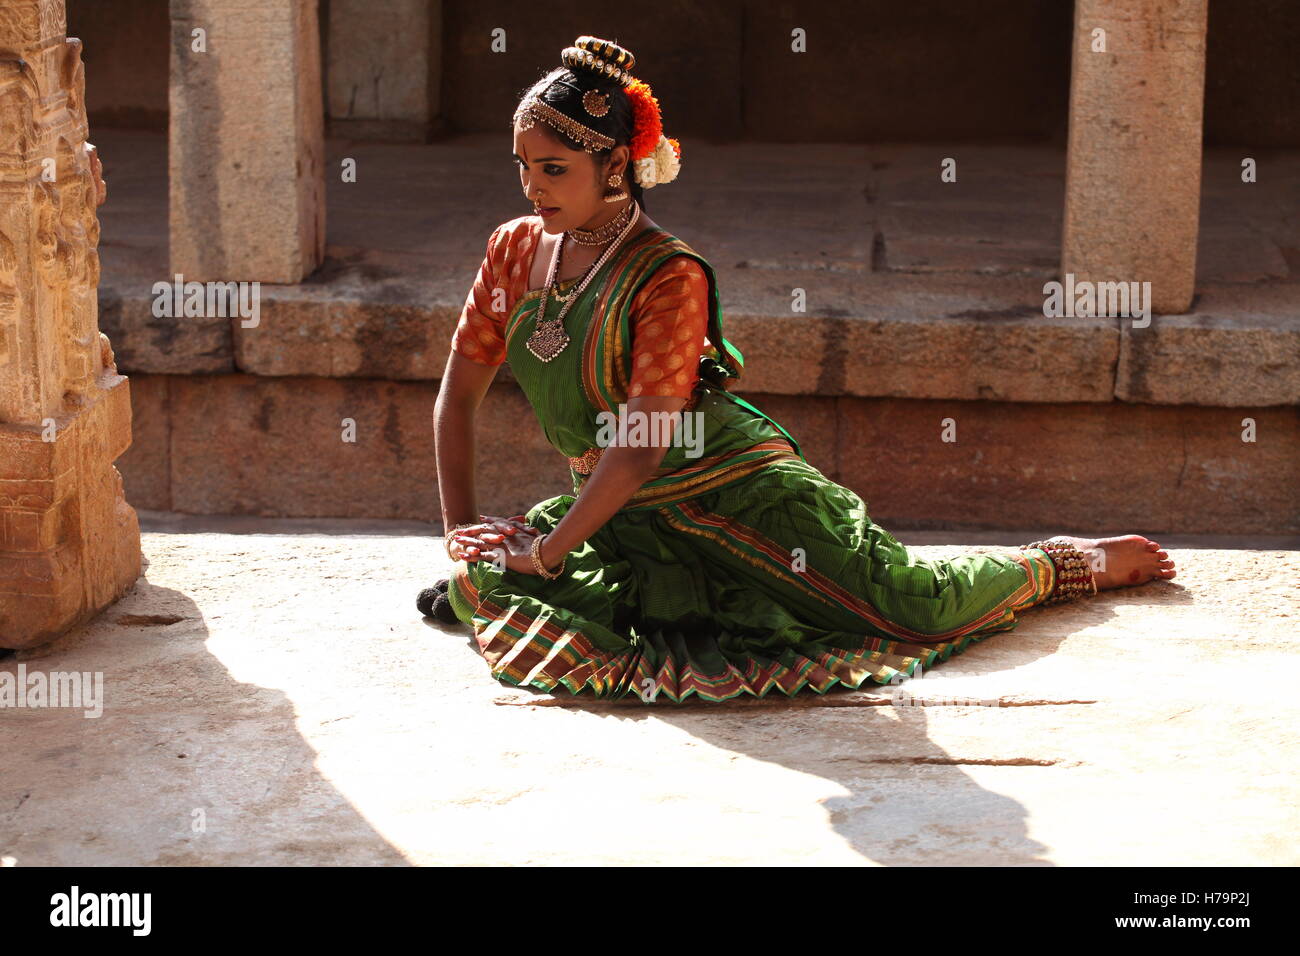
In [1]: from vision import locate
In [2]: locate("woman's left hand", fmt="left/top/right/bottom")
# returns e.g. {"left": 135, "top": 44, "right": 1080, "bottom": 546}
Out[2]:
{"left": 479, "top": 526, "right": 545, "bottom": 575}
{"left": 447, "top": 513, "right": 537, "bottom": 562}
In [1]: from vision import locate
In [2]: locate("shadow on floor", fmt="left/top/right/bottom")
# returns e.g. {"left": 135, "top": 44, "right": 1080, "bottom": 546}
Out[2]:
{"left": 0, "top": 555, "right": 409, "bottom": 866}
{"left": 445, "top": 577, "right": 1193, "bottom": 866}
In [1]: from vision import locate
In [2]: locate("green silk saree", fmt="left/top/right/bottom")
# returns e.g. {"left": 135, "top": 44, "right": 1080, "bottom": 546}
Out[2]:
{"left": 447, "top": 225, "right": 1056, "bottom": 702}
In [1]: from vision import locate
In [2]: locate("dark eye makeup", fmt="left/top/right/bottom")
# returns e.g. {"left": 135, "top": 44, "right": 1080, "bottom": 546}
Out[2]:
{"left": 514, "top": 157, "right": 567, "bottom": 177}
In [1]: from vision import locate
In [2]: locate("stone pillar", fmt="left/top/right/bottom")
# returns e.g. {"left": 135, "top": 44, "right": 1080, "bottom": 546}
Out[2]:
{"left": 0, "top": 0, "right": 142, "bottom": 648}
{"left": 1061, "top": 0, "right": 1208, "bottom": 314}
{"left": 327, "top": 0, "right": 437, "bottom": 141}
{"left": 169, "top": 0, "right": 326, "bottom": 282}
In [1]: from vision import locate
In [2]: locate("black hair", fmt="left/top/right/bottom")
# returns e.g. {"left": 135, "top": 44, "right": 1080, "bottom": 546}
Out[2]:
{"left": 513, "top": 65, "right": 647, "bottom": 212}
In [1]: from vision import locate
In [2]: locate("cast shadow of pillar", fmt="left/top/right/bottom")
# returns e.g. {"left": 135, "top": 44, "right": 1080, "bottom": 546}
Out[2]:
{"left": 0, "top": 555, "right": 408, "bottom": 866}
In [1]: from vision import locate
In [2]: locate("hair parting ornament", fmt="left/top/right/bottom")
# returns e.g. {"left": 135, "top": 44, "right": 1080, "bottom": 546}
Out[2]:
{"left": 513, "top": 35, "right": 683, "bottom": 189}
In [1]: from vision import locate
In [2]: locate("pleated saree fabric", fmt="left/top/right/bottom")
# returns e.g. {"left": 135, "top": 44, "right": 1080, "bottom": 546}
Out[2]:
{"left": 447, "top": 219, "right": 1057, "bottom": 702}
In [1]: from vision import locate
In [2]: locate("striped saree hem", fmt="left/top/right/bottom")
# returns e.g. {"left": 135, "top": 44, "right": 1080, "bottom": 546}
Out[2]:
{"left": 449, "top": 542, "right": 1057, "bottom": 705}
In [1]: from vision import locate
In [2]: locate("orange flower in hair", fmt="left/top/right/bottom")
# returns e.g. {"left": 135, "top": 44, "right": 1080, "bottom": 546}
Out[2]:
{"left": 625, "top": 79, "right": 664, "bottom": 161}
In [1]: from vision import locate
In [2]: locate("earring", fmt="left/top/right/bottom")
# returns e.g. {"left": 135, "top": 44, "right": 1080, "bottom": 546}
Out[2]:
{"left": 603, "top": 172, "right": 629, "bottom": 204}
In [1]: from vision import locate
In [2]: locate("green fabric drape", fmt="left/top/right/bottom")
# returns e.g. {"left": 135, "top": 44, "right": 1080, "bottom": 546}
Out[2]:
{"left": 448, "top": 226, "right": 1056, "bottom": 702}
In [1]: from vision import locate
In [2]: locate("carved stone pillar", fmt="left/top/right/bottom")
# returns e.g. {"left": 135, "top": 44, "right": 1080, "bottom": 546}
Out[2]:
{"left": 0, "top": 0, "right": 141, "bottom": 648}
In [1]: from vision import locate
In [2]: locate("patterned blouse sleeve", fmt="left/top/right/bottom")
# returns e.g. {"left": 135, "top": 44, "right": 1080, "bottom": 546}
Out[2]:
{"left": 451, "top": 224, "right": 509, "bottom": 366}
{"left": 627, "top": 256, "right": 711, "bottom": 399}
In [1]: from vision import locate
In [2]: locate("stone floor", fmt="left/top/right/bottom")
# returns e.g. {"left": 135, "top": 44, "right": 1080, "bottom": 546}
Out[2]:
{"left": 2, "top": 515, "right": 1296, "bottom": 866}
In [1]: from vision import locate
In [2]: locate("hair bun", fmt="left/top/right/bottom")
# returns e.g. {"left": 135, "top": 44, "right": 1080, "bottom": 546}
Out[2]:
{"left": 561, "top": 36, "right": 636, "bottom": 87}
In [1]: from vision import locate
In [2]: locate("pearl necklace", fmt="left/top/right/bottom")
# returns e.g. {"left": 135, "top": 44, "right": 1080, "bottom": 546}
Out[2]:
{"left": 526, "top": 200, "right": 642, "bottom": 363}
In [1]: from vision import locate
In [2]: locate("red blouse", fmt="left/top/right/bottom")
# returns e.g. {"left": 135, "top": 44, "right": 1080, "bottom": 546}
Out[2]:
{"left": 450, "top": 216, "right": 710, "bottom": 399}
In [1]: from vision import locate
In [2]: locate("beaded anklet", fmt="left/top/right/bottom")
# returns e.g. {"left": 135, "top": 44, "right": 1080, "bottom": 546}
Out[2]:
{"left": 1019, "top": 537, "right": 1099, "bottom": 604}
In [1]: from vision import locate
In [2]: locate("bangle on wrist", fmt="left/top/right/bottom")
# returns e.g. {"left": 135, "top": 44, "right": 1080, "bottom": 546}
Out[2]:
{"left": 530, "top": 533, "right": 566, "bottom": 579}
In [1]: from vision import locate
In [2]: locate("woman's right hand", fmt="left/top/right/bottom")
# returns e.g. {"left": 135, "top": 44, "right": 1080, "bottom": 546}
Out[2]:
{"left": 447, "top": 514, "right": 540, "bottom": 562}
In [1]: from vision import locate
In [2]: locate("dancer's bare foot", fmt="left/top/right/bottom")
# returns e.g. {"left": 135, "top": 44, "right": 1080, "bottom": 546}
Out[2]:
{"left": 1052, "top": 535, "right": 1176, "bottom": 591}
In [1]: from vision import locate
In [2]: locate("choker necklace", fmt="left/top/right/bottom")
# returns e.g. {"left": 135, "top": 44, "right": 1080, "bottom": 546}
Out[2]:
{"left": 564, "top": 201, "right": 635, "bottom": 246}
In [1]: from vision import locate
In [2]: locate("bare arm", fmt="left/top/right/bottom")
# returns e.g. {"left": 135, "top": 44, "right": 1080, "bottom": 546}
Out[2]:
{"left": 434, "top": 348, "right": 498, "bottom": 533}
{"left": 527, "top": 257, "right": 711, "bottom": 571}
{"left": 440, "top": 376, "right": 689, "bottom": 573}
{"left": 536, "top": 394, "right": 690, "bottom": 570}
{"left": 443, "top": 252, "right": 707, "bottom": 574}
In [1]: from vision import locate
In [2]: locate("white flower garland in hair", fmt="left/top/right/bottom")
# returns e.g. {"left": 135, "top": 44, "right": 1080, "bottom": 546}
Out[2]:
{"left": 633, "top": 134, "right": 681, "bottom": 189}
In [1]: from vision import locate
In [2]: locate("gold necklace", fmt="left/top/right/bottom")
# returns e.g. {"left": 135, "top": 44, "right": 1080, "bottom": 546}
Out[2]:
{"left": 526, "top": 200, "right": 641, "bottom": 362}
{"left": 550, "top": 201, "right": 636, "bottom": 301}
{"left": 549, "top": 270, "right": 585, "bottom": 304}
{"left": 551, "top": 278, "right": 579, "bottom": 304}
{"left": 565, "top": 201, "right": 635, "bottom": 246}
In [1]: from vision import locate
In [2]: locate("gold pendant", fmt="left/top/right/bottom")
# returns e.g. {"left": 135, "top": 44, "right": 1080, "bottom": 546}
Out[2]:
{"left": 526, "top": 321, "right": 570, "bottom": 362}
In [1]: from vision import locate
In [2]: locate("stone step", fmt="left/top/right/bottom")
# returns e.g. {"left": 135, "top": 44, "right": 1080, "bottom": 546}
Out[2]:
{"left": 116, "top": 373, "right": 1300, "bottom": 536}
{"left": 91, "top": 130, "right": 1300, "bottom": 407}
